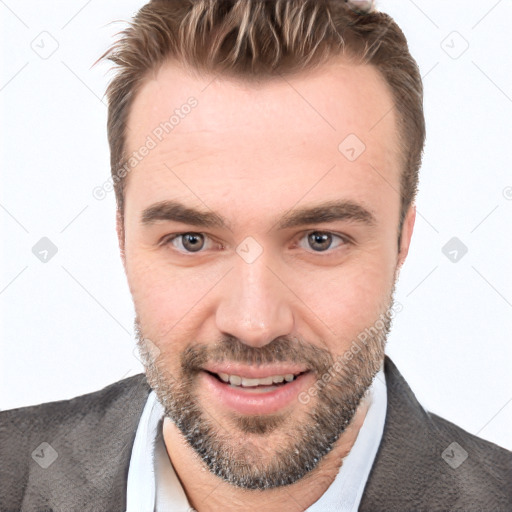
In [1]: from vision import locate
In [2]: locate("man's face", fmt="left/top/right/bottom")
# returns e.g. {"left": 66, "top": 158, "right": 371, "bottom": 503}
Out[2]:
{"left": 121, "top": 59, "right": 413, "bottom": 488}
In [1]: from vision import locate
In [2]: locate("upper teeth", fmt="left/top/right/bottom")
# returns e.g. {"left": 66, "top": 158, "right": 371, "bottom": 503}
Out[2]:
{"left": 217, "top": 373, "right": 297, "bottom": 386}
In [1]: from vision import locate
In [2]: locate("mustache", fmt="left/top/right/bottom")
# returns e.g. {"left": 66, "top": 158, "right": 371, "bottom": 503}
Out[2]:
{"left": 180, "top": 334, "right": 334, "bottom": 376}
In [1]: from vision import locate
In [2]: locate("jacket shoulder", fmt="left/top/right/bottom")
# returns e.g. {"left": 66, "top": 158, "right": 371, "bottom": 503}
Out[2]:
{"left": 360, "top": 357, "right": 512, "bottom": 511}
{"left": 1, "top": 373, "right": 148, "bottom": 432}
{"left": 429, "top": 409, "right": 511, "bottom": 486}
{"left": 0, "top": 373, "right": 151, "bottom": 511}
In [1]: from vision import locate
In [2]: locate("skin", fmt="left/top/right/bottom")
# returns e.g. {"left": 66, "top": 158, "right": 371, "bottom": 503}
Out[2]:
{"left": 119, "top": 58, "right": 416, "bottom": 511}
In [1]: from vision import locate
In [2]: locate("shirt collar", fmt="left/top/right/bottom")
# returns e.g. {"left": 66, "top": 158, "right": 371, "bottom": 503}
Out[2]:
{"left": 126, "top": 369, "right": 387, "bottom": 512}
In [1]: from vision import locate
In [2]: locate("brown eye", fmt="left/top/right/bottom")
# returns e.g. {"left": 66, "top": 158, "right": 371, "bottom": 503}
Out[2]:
{"left": 298, "top": 231, "right": 347, "bottom": 253}
{"left": 165, "top": 232, "right": 207, "bottom": 253}
{"left": 307, "top": 232, "right": 333, "bottom": 251}
{"left": 180, "top": 233, "right": 205, "bottom": 252}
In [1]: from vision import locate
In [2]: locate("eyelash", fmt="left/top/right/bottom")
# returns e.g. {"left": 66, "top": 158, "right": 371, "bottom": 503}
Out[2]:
{"left": 161, "top": 231, "right": 351, "bottom": 255}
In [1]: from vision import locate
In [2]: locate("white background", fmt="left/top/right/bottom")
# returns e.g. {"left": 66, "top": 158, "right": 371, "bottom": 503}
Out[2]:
{"left": 1, "top": 1, "right": 511, "bottom": 451}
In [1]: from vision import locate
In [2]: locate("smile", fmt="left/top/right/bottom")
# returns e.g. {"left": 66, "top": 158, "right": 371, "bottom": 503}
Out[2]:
{"left": 214, "top": 370, "right": 303, "bottom": 385}
{"left": 199, "top": 367, "right": 314, "bottom": 415}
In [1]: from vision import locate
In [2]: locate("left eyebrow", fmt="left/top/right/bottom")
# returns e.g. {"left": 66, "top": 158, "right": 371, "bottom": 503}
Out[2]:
{"left": 274, "top": 200, "right": 377, "bottom": 230}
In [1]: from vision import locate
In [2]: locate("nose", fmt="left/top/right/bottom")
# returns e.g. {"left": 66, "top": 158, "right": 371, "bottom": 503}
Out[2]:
{"left": 215, "top": 254, "right": 295, "bottom": 348}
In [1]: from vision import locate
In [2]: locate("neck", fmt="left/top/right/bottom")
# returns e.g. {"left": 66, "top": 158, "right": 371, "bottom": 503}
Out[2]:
{"left": 162, "top": 396, "right": 371, "bottom": 512}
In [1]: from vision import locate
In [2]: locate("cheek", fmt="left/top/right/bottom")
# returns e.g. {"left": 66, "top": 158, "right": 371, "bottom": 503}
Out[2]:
{"left": 125, "top": 250, "right": 222, "bottom": 337}
{"left": 297, "top": 250, "right": 396, "bottom": 347}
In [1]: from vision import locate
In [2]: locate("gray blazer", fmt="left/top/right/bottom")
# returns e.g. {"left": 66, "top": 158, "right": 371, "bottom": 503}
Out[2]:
{"left": 1, "top": 357, "right": 510, "bottom": 511}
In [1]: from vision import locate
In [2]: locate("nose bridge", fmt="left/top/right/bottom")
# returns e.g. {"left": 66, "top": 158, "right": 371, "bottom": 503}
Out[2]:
{"left": 215, "top": 252, "right": 294, "bottom": 347}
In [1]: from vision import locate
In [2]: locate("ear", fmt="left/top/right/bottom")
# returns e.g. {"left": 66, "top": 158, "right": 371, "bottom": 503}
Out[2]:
{"left": 397, "top": 204, "right": 416, "bottom": 270}
{"left": 116, "top": 209, "right": 126, "bottom": 268}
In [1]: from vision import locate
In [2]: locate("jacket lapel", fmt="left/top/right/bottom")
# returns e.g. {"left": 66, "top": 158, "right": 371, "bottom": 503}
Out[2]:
{"left": 359, "top": 356, "right": 464, "bottom": 511}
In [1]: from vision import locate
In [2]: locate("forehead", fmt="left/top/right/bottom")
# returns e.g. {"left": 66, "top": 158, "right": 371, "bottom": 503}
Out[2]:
{"left": 124, "top": 59, "right": 400, "bottom": 221}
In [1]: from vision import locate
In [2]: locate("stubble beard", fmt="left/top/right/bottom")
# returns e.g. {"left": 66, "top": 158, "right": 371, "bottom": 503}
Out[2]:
{"left": 136, "top": 298, "right": 394, "bottom": 490}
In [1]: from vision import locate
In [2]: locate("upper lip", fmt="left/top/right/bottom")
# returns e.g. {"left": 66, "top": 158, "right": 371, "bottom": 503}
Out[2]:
{"left": 202, "top": 363, "right": 309, "bottom": 379}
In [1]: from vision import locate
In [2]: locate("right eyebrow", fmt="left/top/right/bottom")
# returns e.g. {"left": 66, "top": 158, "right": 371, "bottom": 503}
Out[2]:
{"left": 140, "top": 200, "right": 229, "bottom": 229}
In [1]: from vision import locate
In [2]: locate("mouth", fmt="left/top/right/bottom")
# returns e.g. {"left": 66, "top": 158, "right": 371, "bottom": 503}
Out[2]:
{"left": 199, "top": 366, "right": 314, "bottom": 415}
{"left": 204, "top": 369, "right": 308, "bottom": 391}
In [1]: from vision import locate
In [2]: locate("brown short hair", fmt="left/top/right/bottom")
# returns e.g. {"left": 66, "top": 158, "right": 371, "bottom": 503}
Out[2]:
{"left": 99, "top": 0, "right": 425, "bottom": 231}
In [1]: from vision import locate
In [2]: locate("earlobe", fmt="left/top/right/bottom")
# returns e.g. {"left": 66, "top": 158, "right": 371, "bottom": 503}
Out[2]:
{"left": 397, "top": 204, "right": 416, "bottom": 269}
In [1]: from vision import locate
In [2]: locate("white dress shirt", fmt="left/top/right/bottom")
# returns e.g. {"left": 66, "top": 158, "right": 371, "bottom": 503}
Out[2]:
{"left": 126, "top": 370, "right": 387, "bottom": 512}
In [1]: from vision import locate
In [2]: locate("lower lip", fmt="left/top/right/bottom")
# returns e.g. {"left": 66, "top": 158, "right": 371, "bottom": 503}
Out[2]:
{"left": 200, "top": 370, "right": 314, "bottom": 415}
